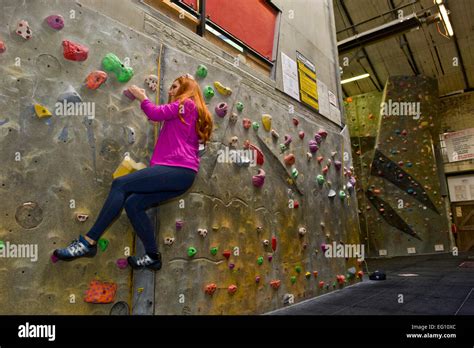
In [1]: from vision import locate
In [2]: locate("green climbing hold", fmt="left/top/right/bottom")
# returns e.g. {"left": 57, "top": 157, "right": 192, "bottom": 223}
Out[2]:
{"left": 210, "top": 247, "right": 218, "bottom": 256}
{"left": 236, "top": 102, "right": 244, "bottom": 112}
{"left": 291, "top": 276, "right": 297, "bottom": 284}
{"left": 204, "top": 86, "right": 215, "bottom": 99}
{"left": 252, "top": 122, "right": 259, "bottom": 131}
{"left": 196, "top": 64, "right": 208, "bottom": 78}
{"left": 295, "top": 265, "right": 302, "bottom": 273}
{"left": 0, "top": 241, "right": 4, "bottom": 250}
{"left": 98, "top": 238, "right": 109, "bottom": 252}
{"left": 316, "top": 174, "right": 325, "bottom": 185}
{"left": 339, "top": 190, "right": 346, "bottom": 200}
{"left": 291, "top": 168, "right": 299, "bottom": 179}
{"left": 279, "top": 144, "right": 287, "bottom": 153}
{"left": 257, "top": 256, "right": 264, "bottom": 265}
{"left": 102, "top": 53, "right": 134, "bottom": 82}
{"left": 188, "top": 247, "right": 197, "bottom": 257}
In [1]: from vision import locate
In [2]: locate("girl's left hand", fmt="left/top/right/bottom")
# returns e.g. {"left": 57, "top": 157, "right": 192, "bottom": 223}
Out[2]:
{"left": 128, "top": 85, "right": 147, "bottom": 102}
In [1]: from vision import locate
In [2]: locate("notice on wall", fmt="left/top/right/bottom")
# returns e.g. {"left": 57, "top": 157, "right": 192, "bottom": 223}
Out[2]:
{"left": 447, "top": 174, "right": 474, "bottom": 202}
{"left": 316, "top": 79, "right": 329, "bottom": 118}
{"left": 444, "top": 128, "right": 474, "bottom": 162}
{"left": 281, "top": 52, "right": 300, "bottom": 102}
{"left": 328, "top": 90, "right": 338, "bottom": 107}
{"left": 296, "top": 51, "right": 319, "bottom": 112}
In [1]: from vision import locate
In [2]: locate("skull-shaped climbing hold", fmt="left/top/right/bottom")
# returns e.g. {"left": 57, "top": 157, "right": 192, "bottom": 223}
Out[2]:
{"left": 45, "top": 15, "right": 64, "bottom": 30}
{"left": 271, "top": 129, "right": 280, "bottom": 139}
{"left": 284, "top": 154, "right": 295, "bottom": 166}
{"left": 261, "top": 114, "right": 272, "bottom": 131}
{"left": 256, "top": 226, "right": 263, "bottom": 233}
{"left": 229, "top": 136, "right": 238, "bottom": 148}
{"left": 309, "top": 140, "right": 319, "bottom": 153}
{"left": 145, "top": 75, "right": 158, "bottom": 92}
{"left": 164, "top": 237, "right": 175, "bottom": 245}
{"left": 196, "top": 64, "right": 208, "bottom": 78}
{"left": 306, "top": 152, "right": 313, "bottom": 161}
{"left": 214, "top": 81, "right": 232, "bottom": 96}
{"left": 262, "top": 239, "right": 270, "bottom": 247}
{"left": 204, "top": 86, "right": 215, "bottom": 99}
{"left": 252, "top": 122, "right": 259, "bottom": 131}
{"left": 215, "top": 102, "right": 228, "bottom": 117}
{"left": 242, "top": 118, "right": 251, "bottom": 129}
{"left": 236, "top": 102, "right": 244, "bottom": 112}
{"left": 85, "top": 71, "right": 108, "bottom": 90}
{"left": 187, "top": 247, "right": 197, "bottom": 257}
{"left": 76, "top": 213, "right": 89, "bottom": 222}
{"left": 298, "top": 227, "right": 307, "bottom": 236}
{"left": 228, "top": 285, "right": 238, "bottom": 294}
{"left": 252, "top": 169, "right": 266, "bottom": 187}
{"left": 205, "top": 283, "right": 217, "bottom": 295}
{"left": 316, "top": 174, "right": 325, "bottom": 185}
{"left": 270, "top": 280, "right": 281, "bottom": 289}
{"left": 102, "top": 53, "right": 134, "bottom": 82}
{"left": 16, "top": 20, "right": 32, "bottom": 40}
{"left": 63, "top": 40, "right": 89, "bottom": 61}
{"left": 229, "top": 112, "right": 238, "bottom": 123}
{"left": 198, "top": 228, "right": 208, "bottom": 238}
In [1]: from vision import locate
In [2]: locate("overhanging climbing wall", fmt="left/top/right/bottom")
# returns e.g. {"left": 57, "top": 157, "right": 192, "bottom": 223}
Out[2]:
{"left": 0, "top": 0, "right": 163, "bottom": 314}
{"left": 346, "top": 76, "right": 450, "bottom": 258}
{"left": 152, "top": 46, "right": 362, "bottom": 315}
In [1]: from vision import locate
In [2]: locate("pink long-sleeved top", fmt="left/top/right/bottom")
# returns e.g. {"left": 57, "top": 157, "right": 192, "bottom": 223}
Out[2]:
{"left": 141, "top": 98, "right": 200, "bottom": 173}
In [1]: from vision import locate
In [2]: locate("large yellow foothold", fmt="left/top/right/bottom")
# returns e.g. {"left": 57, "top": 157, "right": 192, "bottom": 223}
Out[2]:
{"left": 213, "top": 81, "right": 232, "bottom": 96}
{"left": 261, "top": 114, "right": 272, "bottom": 132}
{"left": 112, "top": 155, "right": 147, "bottom": 179}
{"left": 34, "top": 104, "right": 52, "bottom": 118}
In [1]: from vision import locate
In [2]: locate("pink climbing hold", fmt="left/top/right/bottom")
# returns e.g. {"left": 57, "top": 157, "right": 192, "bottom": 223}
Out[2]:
{"left": 123, "top": 89, "right": 136, "bottom": 100}
{"left": 45, "top": 15, "right": 65, "bottom": 30}
{"left": 252, "top": 168, "right": 266, "bottom": 187}
{"left": 298, "top": 131, "right": 305, "bottom": 139}
{"left": 62, "top": 39, "right": 89, "bottom": 61}
{"left": 51, "top": 254, "right": 59, "bottom": 263}
{"left": 317, "top": 129, "right": 328, "bottom": 138}
{"left": 314, "top": 133, "right": 323, "bottom": 144}
{"left": 0, "top": 40, "right": 6, "bottom": 54}
{"left": 116, "top": 258, "right": 128, "bottom": 269}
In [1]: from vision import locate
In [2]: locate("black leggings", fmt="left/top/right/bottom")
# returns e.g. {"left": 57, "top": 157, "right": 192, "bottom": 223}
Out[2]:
{"left": 86, "top": 165, "right": 196, "bottom": 253}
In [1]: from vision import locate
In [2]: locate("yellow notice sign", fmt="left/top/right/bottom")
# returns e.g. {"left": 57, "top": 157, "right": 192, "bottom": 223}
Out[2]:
{"left": 296, "top": 51, "right": 319, "bottom": 111}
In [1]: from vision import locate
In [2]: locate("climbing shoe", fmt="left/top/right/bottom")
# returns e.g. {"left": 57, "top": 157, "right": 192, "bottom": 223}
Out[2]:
{"left": 127, "top": 252, "right": 162, "bottom": 271}
{"left": 53, "top": 235, "right": 97, "bottom": 261}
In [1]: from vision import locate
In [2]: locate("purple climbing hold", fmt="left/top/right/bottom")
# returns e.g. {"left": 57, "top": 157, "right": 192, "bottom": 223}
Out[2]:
{"left": 309, "top": 140, "right": 319, "bottom": 153}
{"left": 334, "top": 161, "right": 342, "bottom": 170}
{"left": 45, "top": 15, "right": 65, "bottom": 30}
{"left": 229, "top": 263, "right": 235, "bottom": 270}
{"left": 123, "top": 89, "right": 136, "bottom": 100}
{"left": 314, "top": 133, "right": 323, "bottom": 144}
{"left": 284, "top": 135, "right": 292, "bottom": 147}
{"left": 252, "top": 169, "right": 266, "bottom": 187}
{"left": 116, "top": 258, "right": 128, "bottom": 269}
{"left": 321, "top": 243, "right": 329, "bottom": 252}
{"left": 51, "top": 254, "right": 59, "bottom": 263}
{"left": 215, "top": 102, "right": 228, "bottom": 117}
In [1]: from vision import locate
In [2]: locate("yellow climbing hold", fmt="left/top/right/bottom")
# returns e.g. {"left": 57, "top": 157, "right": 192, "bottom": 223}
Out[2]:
{"left": 34, "top": 104, "right": 52, "bottom": 118}
{"left": 261, "top": 114, "right": 272, "bottom": 132}
{"left": 213, "top": 81, "right": 232, "bottom": 96}
{"left": 112, "top": 155, "right": 147, "bottom": 179}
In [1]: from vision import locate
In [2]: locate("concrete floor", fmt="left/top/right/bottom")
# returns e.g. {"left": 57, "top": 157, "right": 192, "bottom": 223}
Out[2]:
{"left": 266, "top": 251, "right": 474, "bottom": 315}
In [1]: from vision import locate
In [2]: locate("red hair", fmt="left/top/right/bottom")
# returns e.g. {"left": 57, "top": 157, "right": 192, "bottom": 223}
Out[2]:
{"left": 169, "top": 75, "right": 213, "bottom": 145}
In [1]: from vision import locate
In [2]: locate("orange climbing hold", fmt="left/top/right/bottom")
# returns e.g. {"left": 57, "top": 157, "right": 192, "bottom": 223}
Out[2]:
{"left": 84, "top": 280, "right": 117, "bottom": 304}
{"left": 205, "top": 283, "right": 217, "bottom": 295}
{"left": 270, "top": 280, "right": 281, "bottom": 289}
{"left": 85, "top": 70, "right": 108, "bottom": 90}
{"left": 228, "top": 284, "right": 237, "bottom": 294}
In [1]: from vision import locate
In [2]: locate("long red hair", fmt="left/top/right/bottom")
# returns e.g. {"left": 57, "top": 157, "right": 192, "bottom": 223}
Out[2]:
{"left": 169, "top": 75, "right": 213, "bottom": 145}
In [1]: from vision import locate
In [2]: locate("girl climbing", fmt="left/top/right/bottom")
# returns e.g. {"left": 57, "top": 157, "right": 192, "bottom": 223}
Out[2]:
{"left": 54, "top": 74, "right": 213, "bottom": 270}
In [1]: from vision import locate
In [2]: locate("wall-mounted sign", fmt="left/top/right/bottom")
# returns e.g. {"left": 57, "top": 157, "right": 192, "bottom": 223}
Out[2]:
{"left": 447, "top": 174, "right": 474, "bottom": 202}
{"left": 281, "top": 52, "right": 300, "bottom": 102}
{"left": 296, "top": 51, "right": 319, "bottom": 112}
{"left": 444, "top": 128, "right": 474, "bottom": 162}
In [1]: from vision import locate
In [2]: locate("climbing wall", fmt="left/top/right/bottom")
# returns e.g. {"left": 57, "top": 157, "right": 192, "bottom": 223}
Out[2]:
{"left": 346, "top": 76, "right": 450, "bottom": 258}
{"left": 0, "top": 0, "right": 362, "bottom": 315}
{"left": 153, "top": 46, "right": 361, "bottom": 315}
{"left": 0, "top": 0, "right": 163, "bottom": 314}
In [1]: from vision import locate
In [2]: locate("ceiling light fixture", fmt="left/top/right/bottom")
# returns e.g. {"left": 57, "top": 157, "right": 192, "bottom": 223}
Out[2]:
{"left": 341, "top": 73, "right": 370, "bottom": 84}
{"left": 434, "top": 0, "right": 454, "bottom": 36}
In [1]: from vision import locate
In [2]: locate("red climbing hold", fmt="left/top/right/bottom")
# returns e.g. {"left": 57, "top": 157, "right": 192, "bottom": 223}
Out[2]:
{"left": 62, "top": 39, "right": 89, "bottom": 61}
{"left": 336, "top": 274, "right": 346, "bottom": 284}
{"left": 205, "top": 283, "right": 217, "bottom": 295}
{"left": 284, "top": 154, "right": 295, "bottom": 166}
{"left": 318, "top": 281, "right": 325, "bottom": 289}
{"left": 298, "top": 131, "right": 305, "bottom": 139}
{"left": 317, "top": 129, "right": 328, "bottom": 138}
{"left": 248, "top": 143, "right": 264, "bottom": 165}
{"left": 292, "top": 118, "right": 299, "bottom": 126}
{"left": 293, "top": 200, "right": 299, "bottom": 209}
{"left": 228, "top": 284, "right": 238, "bottom": 294}
{"left": 223, "top": 250, "right": 231, "bottom": 259}
{"left": 85, "top": 71, "right": 107, "bottom": 90}
{"left": 0, "top": 40, "right": 6, "bottom": 54}
{"left": 271, "top": 236, "right": 277, "bottom": 251}
{"left": 357, "top": 271, "right": 364, "bottom": 278}
{"left": 270, "top": 280, "right": 281, "bottom": 289}
{"left": 317, "top": 156, "right": 324, "bottom": 163}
